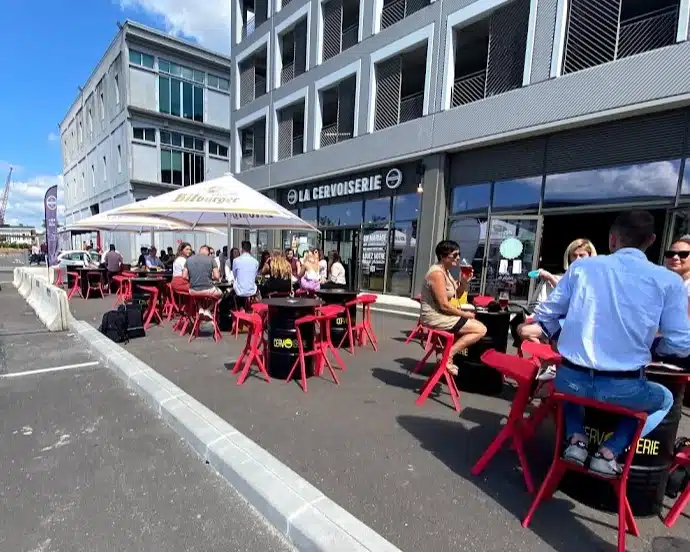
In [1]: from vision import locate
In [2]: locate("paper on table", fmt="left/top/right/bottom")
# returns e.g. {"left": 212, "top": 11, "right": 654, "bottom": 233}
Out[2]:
{"left": 499, "top": 259, "right": 509, "bottom": 274}
{"left": 512, "top": 260, "right": 522, "bottom": 274}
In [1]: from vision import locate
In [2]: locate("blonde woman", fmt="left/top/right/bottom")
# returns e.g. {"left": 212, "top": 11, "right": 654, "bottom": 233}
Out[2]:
{"left": 538, "top": 238, "right": 598, "bottom": 288}
{"left": 299, "top": 251, "right": 321, "bottom": 292}
{"left": 263, "top": 251, "right": 293, "bottom": 296}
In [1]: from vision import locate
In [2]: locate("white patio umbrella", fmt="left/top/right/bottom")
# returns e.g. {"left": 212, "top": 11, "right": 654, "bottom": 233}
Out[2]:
{"left": 108, "top": 174, "right": 318, "bottom": 231}
{"left": 65, "top": 212, "right": 212, "bottom": 233}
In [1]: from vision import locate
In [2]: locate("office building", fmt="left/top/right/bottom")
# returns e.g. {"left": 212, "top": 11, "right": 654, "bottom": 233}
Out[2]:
{"left": 230, "top": 0, "right": 690, "bottom": 301}
{"left": 59, "top": 21, "right": 232, "bottom": 258}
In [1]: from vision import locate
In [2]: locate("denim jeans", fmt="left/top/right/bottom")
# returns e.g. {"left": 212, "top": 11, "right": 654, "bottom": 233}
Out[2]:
{"left": 553, "top": 364, "right": 673, "bottom": 456}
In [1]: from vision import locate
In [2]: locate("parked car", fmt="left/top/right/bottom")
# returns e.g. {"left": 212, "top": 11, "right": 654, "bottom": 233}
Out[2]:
{"left": 57, "top": 250, "right": 100, "bottom": 269}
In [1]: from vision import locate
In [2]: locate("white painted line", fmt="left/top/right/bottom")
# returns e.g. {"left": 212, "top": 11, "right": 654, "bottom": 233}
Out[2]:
{"left": 1, "top": 361, "right": 99, "bottom": 378}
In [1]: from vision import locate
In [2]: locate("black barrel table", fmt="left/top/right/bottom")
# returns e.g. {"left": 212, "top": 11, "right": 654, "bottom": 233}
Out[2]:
{"left": 560, "top": 362, "right": 688, "bottom": 517}
{"left": 453, "top": 308, "right": 510, "bottom": 396}
{"left": 263, "top": 297, "right": 323, "bottom": 380}
{"left": 315, "top": 289, "right": 358, "bottom": 348}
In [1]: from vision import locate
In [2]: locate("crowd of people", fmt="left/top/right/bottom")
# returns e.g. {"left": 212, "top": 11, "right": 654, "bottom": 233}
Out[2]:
{"left": 420, "top": 211, "right": 690, "bottom": 477}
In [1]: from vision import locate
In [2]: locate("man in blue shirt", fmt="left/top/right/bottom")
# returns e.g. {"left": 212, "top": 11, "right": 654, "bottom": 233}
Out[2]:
{"left": 145, "top": 246, "right": 163, "bottom": 269}
{"left": 533, "top": 211, "right": 690, "bottom": 477}
{"left": 232, "top": 240, "right": 258, "bottom": 309}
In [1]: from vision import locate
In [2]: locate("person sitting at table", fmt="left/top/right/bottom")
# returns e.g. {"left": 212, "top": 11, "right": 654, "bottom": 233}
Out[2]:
{"left": 315, "top": 249, "right": 328, "bottom": 283}
{"left": 262, "top": 252, "right": 293, "bottom": 296}
{"left": 103, "top": 244, "right": 123, "bottom": 291}
{"left": 664, "top": 235, "right": 690, "bottom": 316}
{"left": 533, "top": 211, "right": 690, "bottom": 477}
{"left": 137, "top": 247, "right": 148, "bottom": 269}
{"left": 285, "top": 248, "right": 301, "bottom": 282}
{"left": 258, "top": 250, "right": 271, "bottom": 274}
{"left": 299, "top": 251, "right": 321, "bottom": 293}
{"left": 232, "top": 240, "right": 258, "bottom": 309}
{"left": 145, "top": 247, "right": 163, "bottom": 270}
{"left": 421, "top": 240, "right": 487, "bottom": 376}
{"left": 183, "top": 245, "right": 221, "bottom": 296}
{"left": 171, "top": 242, "right": 192, "bottom": 293}
{"left": 322, "top": 250, "right": 346, "bottom": 289}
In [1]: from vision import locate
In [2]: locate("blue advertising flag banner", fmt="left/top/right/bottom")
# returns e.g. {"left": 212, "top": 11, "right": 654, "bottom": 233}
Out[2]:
{"left": 44, "top": 185, "right": 58, "bottom": 266}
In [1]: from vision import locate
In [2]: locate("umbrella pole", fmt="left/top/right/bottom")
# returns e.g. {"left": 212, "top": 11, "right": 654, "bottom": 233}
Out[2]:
{"left": 150, "top": 228, "right": 154, "bottom": 249}
{"left": 227, "top": 216, "right": 232, "bottom": 252}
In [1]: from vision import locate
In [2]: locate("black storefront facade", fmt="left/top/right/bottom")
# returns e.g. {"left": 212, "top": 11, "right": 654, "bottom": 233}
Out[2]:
{"left": 443, "top": 107, "right": 690, "bottom": 304}
{"left": 276, "top": 162, "right": 423, "bottom": 297}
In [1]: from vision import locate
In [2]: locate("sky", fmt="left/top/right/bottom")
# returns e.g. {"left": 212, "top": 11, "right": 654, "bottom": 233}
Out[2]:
{"left": 0, "top": 0, "right": 229, "bottom": 228}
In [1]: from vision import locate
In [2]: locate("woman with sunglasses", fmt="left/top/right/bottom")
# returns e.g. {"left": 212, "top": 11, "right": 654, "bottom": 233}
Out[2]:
{"left": 420, "top": 240, "right": 487, "bottom": 376}
{"left": 664, "top": 236, "right": 690, "bottom": 315}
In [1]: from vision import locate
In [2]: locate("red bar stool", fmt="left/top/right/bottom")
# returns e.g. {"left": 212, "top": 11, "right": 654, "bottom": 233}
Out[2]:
{"left": 67, "top": 272, "right": 81, "bottom": 300}
{"left": 522, "top": 393, "right": 647, "bottom": 552}
{"left": 338, "top": 294, "right": 379, "bottom": 354}
{"left": 411, "top": 326, "right": 461, "bottom": 412}
{"left": 286, "top": 309, "right": 344, "bottom": 393}
{"left": 139, "top": 285, "right": 164, "bottom": 329}
{"left": 473, "top": 295, "right": 494, "bottom": 308}
{"left": 404, "top": 294, "right": 428, "bottom": 346}
{"left": 663, "top": 444, "right": 690, "bottom": 527}
{"left": 519, "top": 341, "right": 562, "bottom": 441}
{"left": 251, "top": 302, "right": 268, "bottom": 320}
{"left": 173, "top": 291, "right": 194, "bottom": 335}
{"left": 52, "top": 267, "right": 64, "bottom": 287}
{"left": 232, "top": 311, "right": 270, "bottom": 385}
{"left": 187, "top": 293, "right": 222, "bottom": 343}
{"left": 112, "top": 275, "right": 132, "bottom": 308}
{"left": 162, "top": 282, "right": 180, "bottom": 321}
{"left": 85, "top": 270, "right": 105, "bottom": 299}
{"left": 315, "top": 304, "right": 347, "bottom": 375}
{"left": 471, "top": 349, "right": 547, "bottom": 493}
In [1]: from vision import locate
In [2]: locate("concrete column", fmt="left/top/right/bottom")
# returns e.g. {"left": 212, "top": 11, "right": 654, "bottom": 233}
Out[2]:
{"left": 412, "top": 153, "right": 448, "bottom": 296}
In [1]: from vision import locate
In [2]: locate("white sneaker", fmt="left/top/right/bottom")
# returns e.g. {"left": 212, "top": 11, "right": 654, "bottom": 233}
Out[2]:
{"left": 199, "top": 308, "right": 212, "bottom": 319}
{"left": 536, "top": 364, "right": 557, "bottom": 381}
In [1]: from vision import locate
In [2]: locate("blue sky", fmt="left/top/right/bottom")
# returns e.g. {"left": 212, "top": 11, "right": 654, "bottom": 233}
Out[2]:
{"left": 0, "top": 0, "right": 228, "bottom": 227}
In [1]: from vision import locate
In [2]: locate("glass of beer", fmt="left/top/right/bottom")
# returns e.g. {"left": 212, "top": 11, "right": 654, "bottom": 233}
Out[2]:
{"left": 460, "top": 258, "right": 473, "bottom": 280}
{"left": 498, "top": 291, "right": 509, "bottom": 311}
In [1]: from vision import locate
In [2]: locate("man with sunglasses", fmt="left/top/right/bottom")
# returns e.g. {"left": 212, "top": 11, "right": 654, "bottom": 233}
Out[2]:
{"left": 664, "top": 236, "right": 690, "bottom": 316}
{"left": 532, "top": 211, "right": 690, "bottom": 478}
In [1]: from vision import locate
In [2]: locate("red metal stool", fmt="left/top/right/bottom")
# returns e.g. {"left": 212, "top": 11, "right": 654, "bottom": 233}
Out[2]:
{"left": 522, "top": 393, "right": 647, "bottom": 552}
{"left": 473, "top": 295, "right": 494, "bottom": 308}
{"left": 286, "top": 309, "right": 345, "bottom": 393}
{"left": 173, "top": 291, "right": 194, "bottom": 335}
{"left": 187, "top": 293, "right": 222, "bottom": 343}
{"left": 470, "top": 349, "right": 553, "bottom": 493}
{"left": 519, "top": 341, "right": 562, "bottom": 440}
{"left": 411, "top": 326, "right": 461, "bottom": 412}
{"left": 338, "top": 294, "right": 378, "bottom": 354}
{"left": 251, "top": 302, "right": 268, "bottom": 320}
{"left": 67, "top": 272, "right": 81, "bottom": 300}
{"left": 314, "top": 304, "right": 347, "bottom": 375}
{"left": 162, "top": 282, "right": 181, "bottom": 321}
{"left": 52, "top": 267, "right": 64, "bottom": 287}
{"left": 139, "top": 285, "right": 164, "bottom": 329}
{"left": 232, "top": 311, "right": 270, "bottom": 385}
{"left": 404, "top": 294, "right": 428, "bottom": 346}
{"left": 85, "top": 270, "right": 105, "bottom": 299}
{"left": 112, "top": 275, "right": 132, "bottom": 308}
{"left": 663, "top": 445, "right": 690, "bottom": 527}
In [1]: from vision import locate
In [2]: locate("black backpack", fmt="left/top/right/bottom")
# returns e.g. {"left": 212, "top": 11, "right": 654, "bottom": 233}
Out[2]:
{"left": 118, "top": 304, "right": 146, "bottom": 339}
{"left": 99, "top": 310, "right": 129, "bottom": 343}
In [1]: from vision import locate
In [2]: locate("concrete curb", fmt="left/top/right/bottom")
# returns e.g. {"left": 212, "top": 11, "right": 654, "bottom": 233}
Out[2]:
{"left": 68, "top": 318, "right": 404, "bottom": 552}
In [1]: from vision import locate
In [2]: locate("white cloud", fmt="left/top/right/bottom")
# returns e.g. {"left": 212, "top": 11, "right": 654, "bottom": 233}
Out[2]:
{"left": 3, "top": 174, "right": 64, "bottom": 229}
{"left": 47, "top": 132, "right": 59, "bottom": 142}
{"left": 119, "top": 0, "right": 231, "bottom": 53}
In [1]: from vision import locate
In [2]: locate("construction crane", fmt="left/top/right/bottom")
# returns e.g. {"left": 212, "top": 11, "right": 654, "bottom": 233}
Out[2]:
{"left": 0, "top": 167, "right": 12, "bottom": 226}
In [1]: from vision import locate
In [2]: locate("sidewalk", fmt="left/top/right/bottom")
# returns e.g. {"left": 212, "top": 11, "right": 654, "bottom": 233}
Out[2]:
{"left": 71, "top": 295, "right": 690, "bottom": 552}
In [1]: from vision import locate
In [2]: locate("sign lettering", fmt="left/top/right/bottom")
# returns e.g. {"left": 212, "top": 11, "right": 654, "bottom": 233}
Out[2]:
{"left": 286, "top": 169, "right": 403, "bottom": 206}
{"left": 584, "top": 426, "right": 660, "bottom": 456}
{"left": 273, "top": 338, "right": 296, "bottom": 349}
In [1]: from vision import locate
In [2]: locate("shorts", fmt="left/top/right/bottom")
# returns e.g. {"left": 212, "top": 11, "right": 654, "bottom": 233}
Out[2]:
{"left": 450, "top": 317, "right": 468, "bottom": 333}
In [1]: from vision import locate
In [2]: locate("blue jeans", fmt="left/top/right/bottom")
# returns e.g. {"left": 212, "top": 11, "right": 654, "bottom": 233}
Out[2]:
{"left": 554, "top": 365, "right": 673, "bottom": 456}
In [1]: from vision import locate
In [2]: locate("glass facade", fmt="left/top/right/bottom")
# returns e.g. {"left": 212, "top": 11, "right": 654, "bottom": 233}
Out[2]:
{"left": 159, "top": 76, "right": 204, "bottom": 122}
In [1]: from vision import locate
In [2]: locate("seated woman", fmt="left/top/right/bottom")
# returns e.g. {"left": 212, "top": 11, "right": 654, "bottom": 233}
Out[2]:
{"left": 321, "top": 250, "right": 347, "bottom": 289}
{"left": 663, "top": 235, "right": 690, "bottom": 316}
{"left": 516, "top": 238, "right": 597, "bottom": 344}
{"left": 171, "top": 242, "right": 192, "bottom": 293}
{"left": 421, "top": 240, "right": 487, "bottom": 376}
{"left": 262, "top": 252, "right": 293, "bottom": 296}
{"left": 299, "top": 251, "right": 321, "bottom": 293}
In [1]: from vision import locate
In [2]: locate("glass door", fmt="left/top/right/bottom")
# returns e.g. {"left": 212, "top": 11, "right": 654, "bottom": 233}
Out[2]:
{"left": 482, "top": 215, "right": 542, "bottom": 304}
{"left": 360, "top": 227, "right": 388, "bottom": 292}
{"left": 323, "top": 228, "right": 359, "bottom": 289}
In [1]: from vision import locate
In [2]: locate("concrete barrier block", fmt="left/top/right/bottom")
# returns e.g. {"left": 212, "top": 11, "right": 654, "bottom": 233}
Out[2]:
{"left": 18, "top": 269, "right": 31, "bottom": 297}
{"left": 13, "top": 268, "right": 21, "bottom": 288}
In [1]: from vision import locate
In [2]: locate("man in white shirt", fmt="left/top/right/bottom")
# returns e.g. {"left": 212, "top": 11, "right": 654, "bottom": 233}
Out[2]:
{"left": 534, "top": 211, "right": 690, "bottom": 477}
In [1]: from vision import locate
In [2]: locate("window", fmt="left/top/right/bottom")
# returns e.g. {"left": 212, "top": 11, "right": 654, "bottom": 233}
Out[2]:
{"left": 114, "top": 74, "right": 120, "bottom": 105}
{"left": 78, "top": 120, "right": 83, "bottom": 144}
{"left": 159, "top": 76, "right": 204, "bottom": 122}
{"left": 102, "top": 156, "right": 107, "bottom": 183}
{"left": 159, "top": 59, "right": 205, "bottom": 83}
{"left": 208, "top": 74, "right": 230, "bottom": 91}
{"left": 364, "top": 198, "right": 391, "bottom": 225}
{"left": 160, "top": 130, "right": 203, "bottom": 151}
{"left": 117, "top": 145, "right": 122, "bottom": 174}
{"left": 91, "top": 165, "right": 95, "bottom": 190}
{"left": 160, "top": 131, "right": 205, "bottom": 186}
{"left": 393, "top": 193, "right": 420, "bottom": 221}
{"left": 492, "top": 176, "right": 542, "bottom": 211}
{"left": 87, "top": 108, "right": 93, "bottom": 136}
{"left": 81, "top": 172, "right": 85, "bottom": 194}
{"left": 381, "top": 0, "right": 431, "bottom": 30}
{"left": 450, "top": 183, "right": 491, "bottom": 213}
{"left": 129, "top": 49, "right": 155, "bottom": 68}
{"left": 209, "top": 140, "right": 229, "bottom": 158}
{"left": 318, "top": 201, "right": 363, "bottom": 226}
{"left": 99, "top": 92, "right": 105, "bottom": 121}
{"left": 544, "top": 160, "right": 681, "bottom": 207}
{"left": 133, "top": 127, "right": 156, "bottom": 142}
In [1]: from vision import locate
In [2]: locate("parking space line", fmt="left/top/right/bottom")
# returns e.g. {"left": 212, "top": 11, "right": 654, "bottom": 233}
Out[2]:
{"left": 1, "top": 361, "right": 99, "bottom": 378}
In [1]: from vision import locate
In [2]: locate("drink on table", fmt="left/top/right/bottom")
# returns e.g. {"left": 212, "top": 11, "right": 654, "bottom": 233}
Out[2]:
{"left": 460, "top": 258, "right": 473, "bottom": 280}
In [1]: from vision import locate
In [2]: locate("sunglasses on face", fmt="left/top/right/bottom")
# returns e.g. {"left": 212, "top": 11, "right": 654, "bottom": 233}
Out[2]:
{"left": 448, "top": 252, "right": 460, "bottom": 259}
{"left": 664, "top": 250, "right": 690, "bottom": 259}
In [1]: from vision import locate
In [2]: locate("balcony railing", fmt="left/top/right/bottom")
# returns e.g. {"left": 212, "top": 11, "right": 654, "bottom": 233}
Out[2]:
{"left": 281, "top": 62, "right": 295, "bottom": 84}
{"left": 255, "top": 74, "right": 267, "bottom": 98}
{"left": 381, "top": 0, "right": 429, "bottom": 29}
{"left": 452, "top": 70, "right": 486, "bottom": 107}
{"left": 342, "top": 24, "right": 358, "bottom": 51}
{"left": 292, "top": 135, "right": 304, "bottom": 155}
{"left": 399, "top": 91, "right": 424, "bottom": 123}
{"left": 242, "top": 16, "right": 256, "bottom": 40}
{"left": 320, "top": 123, "right": 353, "bottom": 148}
{"left": 617, "top": 5, "right": 678, "bottom": 60}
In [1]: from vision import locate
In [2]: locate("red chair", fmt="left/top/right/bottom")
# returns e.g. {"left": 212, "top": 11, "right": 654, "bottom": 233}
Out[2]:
{"left": 139, "top": 285, "right": 164, "bottom": 329}
{"left": 112, "top": 275, "right": 132, "bottom": 308}
{"left": 519, "top": 341, "right": 562, "bottom": 440}
{"left": 251, "top": 302, "right": 268, "bottom": 320}
{"left": 286, "top": 309, "right": 345, "bottom": 393}
{"left": 173, "top": 291, "right": 194, "bottom": 335}
{"left": 522, "top": 394, "right": 647, "bottom": 552}
{"left": 187, "top": 293, "right": 222, "bottom": 343}
{"left": 404, "top": 294, "right": 428, "bottom": 346}
{"left": 232, "top": 311, "right": 270, "bottom": 385}
{"left": 411, "top": 326, "right": 461, "bottom": 412}
{"left": 67, "top": 272, "right": 81, "bottom": 300}
{"left": 338, "top": 294, "right": 378, "bottom": 354}
{"left": 85, "top": 271, "right": 105, "bottom": 299}
{"left": 473, "top": 295, "right": 494, "bottom": 308}
{"left": 162, "top": 282, "right": 180, "bottom": 321}
{"left": 663, "top": 445, "right": 690, "bottom": 527}
{"left": 52, "top": 267, "right": 64, "bottom": 287}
